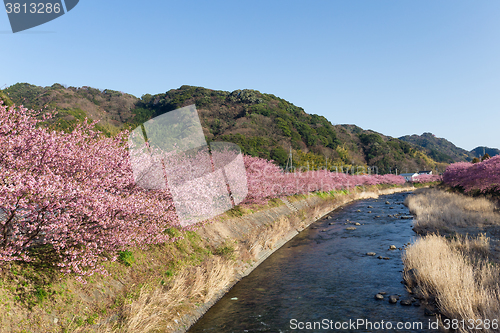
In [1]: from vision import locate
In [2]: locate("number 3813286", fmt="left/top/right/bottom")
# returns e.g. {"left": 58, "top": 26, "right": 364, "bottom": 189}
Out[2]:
{"left": 5, "top": 3, "right": 62, "bottom": 14}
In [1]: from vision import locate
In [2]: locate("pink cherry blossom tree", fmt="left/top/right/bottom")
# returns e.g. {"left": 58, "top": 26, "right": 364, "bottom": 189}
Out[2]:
{"left": 0, "top": 103, "right": 179, "bottom": 281}
{"left": 443, "top": 157, "right": 500, "bottom": 193}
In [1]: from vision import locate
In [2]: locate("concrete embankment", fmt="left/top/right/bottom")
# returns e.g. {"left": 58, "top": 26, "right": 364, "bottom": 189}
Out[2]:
{"left": 173, "top": 186, "right": 417, "bottom": 332}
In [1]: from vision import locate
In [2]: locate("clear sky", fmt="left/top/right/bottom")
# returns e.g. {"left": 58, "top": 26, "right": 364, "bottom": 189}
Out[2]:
{"left": 2, "top": 0, "right": 499, "bottom": 150}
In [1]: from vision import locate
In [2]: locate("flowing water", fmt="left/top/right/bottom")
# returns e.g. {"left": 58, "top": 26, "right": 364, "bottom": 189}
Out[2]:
{"left": 188, "top": 192, "right": 436, "bottom": 332}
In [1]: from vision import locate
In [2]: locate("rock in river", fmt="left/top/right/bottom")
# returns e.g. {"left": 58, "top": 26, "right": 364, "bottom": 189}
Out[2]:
{"left": 388, "top": 295, "right": 398, "bottom": 304}
{"left": 400, "top": 299, "right": 412, "bottom": 306}
{"left": 375, "top": 293, "right": 384, "bottom": 300}
{"left": 366, "top": 252, "right": 376, "bottom": 256}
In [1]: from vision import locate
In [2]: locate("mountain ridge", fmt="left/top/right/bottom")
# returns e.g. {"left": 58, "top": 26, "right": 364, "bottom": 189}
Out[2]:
{"left": 399, "top": 132, "right": 499, "bottom": 162}
{"left": 3, "top": 83, "right": 487, "bottom": 174}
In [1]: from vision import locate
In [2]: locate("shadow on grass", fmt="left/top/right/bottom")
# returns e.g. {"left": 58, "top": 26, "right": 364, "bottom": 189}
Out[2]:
{"left": 1, "top": 244, "right": 63, "bottom": 309}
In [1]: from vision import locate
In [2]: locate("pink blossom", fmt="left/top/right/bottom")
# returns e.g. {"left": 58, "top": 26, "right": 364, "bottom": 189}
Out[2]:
{"left": 443, "top": 157, "right": 500, "bottom": 193}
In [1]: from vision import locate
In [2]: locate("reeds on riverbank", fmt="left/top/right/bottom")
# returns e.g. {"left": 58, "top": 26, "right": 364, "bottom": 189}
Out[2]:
{"left": 405, "top": 189, "right": 500, "bottom": 234}
{"left": 403, "top": 234, "right": 500, "bottom": 332}
{"left": 403, "top": 189, "right": 500, "bottom": 332}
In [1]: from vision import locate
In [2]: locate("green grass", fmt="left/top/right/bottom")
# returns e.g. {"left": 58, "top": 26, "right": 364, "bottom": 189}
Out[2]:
{"left": 34, "top": 287, "right": 48, "bottom": 303}
{"left": 213, "top": 241, "right": 236, "bottom": 260}
{"left": 118, "top": 250, "right": 136, "bottom": 267}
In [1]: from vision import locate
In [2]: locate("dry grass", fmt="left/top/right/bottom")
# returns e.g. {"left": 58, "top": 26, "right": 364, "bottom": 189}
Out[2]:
{"left": 403, "top": 234, "right": 500, "bottom": 332}
{"left": 124, "top": 257, "right": 233, "bottom": 332}
{"left": 404, "top": 189, "right": 500, "bottom": 332}
{"left": 405, "top": 189, "right": 500, "bottom": 234}
{"left": 77, "top": 257, "right": 234, "bottom": 333}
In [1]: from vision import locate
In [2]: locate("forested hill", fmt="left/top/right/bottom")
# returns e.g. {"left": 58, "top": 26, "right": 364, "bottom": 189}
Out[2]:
{"left": 470, "top": 146, "right": 500, "bottom": 158}
{"left": 398, "top": 132, "right": 475, "bottom": 163}
{"left": 2, "top": 83, "right": 448, "bottom": 173}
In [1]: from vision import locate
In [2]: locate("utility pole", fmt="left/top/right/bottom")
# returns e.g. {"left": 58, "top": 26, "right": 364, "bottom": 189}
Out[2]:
{"left": 285, "top": 146, "right": 293, "bottom": 173}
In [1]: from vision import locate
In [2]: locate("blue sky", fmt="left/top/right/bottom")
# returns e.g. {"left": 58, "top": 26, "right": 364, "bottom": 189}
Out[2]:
{"left": 2, "top": 0, "right": 499, "bottom": 150}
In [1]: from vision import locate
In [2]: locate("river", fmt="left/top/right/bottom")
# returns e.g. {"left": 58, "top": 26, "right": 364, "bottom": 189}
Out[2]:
{"left": 188, "top": 192, "right": 435, "bottom": 332}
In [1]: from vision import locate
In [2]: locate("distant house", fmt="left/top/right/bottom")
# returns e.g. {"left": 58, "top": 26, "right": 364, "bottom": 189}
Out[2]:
{"left": 400, "top": 173, "right": 419, "bottom": 182}
{"left": 418, "top": 170, "right": 432, "bottom": 175}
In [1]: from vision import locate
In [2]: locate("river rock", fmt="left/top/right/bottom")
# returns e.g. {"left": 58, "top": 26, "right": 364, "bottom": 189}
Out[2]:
{"left": 355, "top": 222, "right": 361, "bottom": 226}
{"left": 346, "top": 227, "right": 356, "bottom": 230}
{"left": 329, "top": 222, "right": 334, "bottom": 225}
{"left": 401, "top": 216, "right": 413, "bottom": 219}
{"left": 356, "top": 209, "right": 361, "bottom": 212}
{"left": 378, "top": 256, "right": 383, "bottom": 259}
{"left": 379, "top": 292, "right": 387, "bottom": 295}
{"left": 375, "top": 293, "right": 384, "bottom": 300}
{"left": 388, "top": 295, "right": 398, "bottom": 304}
{"left": 366, "top": 252, "right": 376, "bottom": 256}
{"left": 367, "top": 211, "right": 372, "bottom": 213}
{"left": 389, "top": 245, "right": 397, "bottom": 250}
{"left": 385, "top": 201, "right": 390, "bottom": 204}
{"left": 413, "top": 301, "right": 421, "bottom": 307}
{"left": 383, "top": 257, "right": 390, "bottom": 260}
{"left": 400, "top": 299, "right": 412, "bottom": 306}
{"left": 367, "top": 205, "right": 373, "bottom": 208}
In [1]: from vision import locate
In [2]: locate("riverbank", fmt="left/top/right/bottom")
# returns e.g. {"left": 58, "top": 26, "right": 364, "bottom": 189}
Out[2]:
{"left": 403, "top": 189, "right": 500, "bottom": 332}
{"left": 172, "top": 185, "right": 419, "bottom": 333}
{"left": 0, "top": 185, "right": 417, "bottom": 333}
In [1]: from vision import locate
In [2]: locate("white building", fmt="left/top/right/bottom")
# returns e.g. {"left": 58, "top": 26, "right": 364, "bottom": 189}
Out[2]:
{"left": 400, "top": 173, "right": 419, "bottom": 182}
